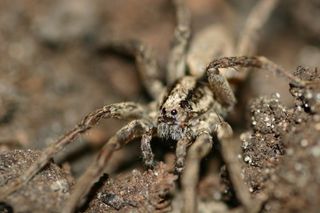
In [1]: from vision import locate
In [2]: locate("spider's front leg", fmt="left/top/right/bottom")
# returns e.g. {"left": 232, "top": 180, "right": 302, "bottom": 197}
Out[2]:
{"left": 141, "top": 129, "right": 155, "bottom": 168}
{"left": 206, "top": 66, "right": 237, "bottom": 110}
{"left": 0, "top": 102, "right": 146, "bottom": 200}
{"left": 63, "top": 119, "right": 154, "bottom": 213}
{"left": 181, "top": 132, "right": 212, "bottom": 213}
{"left": 181, "top": 113, "right": 233, "bottom": 213}
{"left": 205, "top": 56, "right": 309, "bottom": 110}
{"left": 175, "top": 137, "right": 191, "bottom": 173}
{"left": 206, "top": 56, "right": 308, "bottom": 87}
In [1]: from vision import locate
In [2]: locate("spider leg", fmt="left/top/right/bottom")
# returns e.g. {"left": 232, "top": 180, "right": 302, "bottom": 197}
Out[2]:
{"left": 96, "top": 39, "right": 165, "bottom": 100}
{"left": 219, "top": 129, "right": 263, "bottom": 213}
{"left": 175, "top": 137, "right": 191, "bottom": 173}
{"left": 206, "top": 55, "right": 299, "bottom": 110}
{"left": 141, "top": 129, "right": 155, "bottom": 168}
{"left": 206, "top": 56, "right": 308, "bottom": 87}
{"left": 166, "top": 0, "right": 191, "bottom": 85}
{"left": 237, "top": 0, "right": 279, "bottom": 56}
{"left": 206, "top": 66, "right": 237, "bottom": 109}
{"left": 181, "top": 113, "right": 230, "bottom": 213}
{"left": 63, "top": 119, "right": 153, "bottom": 213}
{"left": 0, "top": 102, "right": 146, "bottom": 199}
{"left": 218, "top": 120, "right": 265, "bottom": 213}
{"left": 181, "top": 132, "right": 212, "bottom": 213}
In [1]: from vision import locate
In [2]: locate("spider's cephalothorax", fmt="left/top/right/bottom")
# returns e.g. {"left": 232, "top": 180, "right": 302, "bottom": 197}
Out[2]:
{"left": 157, "top": 76, "right": 223, "bottom": 140}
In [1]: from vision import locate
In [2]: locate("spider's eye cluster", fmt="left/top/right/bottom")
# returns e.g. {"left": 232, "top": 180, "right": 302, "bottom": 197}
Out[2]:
{"left": 160, "top": 107, "right": 178, "bottom": 116}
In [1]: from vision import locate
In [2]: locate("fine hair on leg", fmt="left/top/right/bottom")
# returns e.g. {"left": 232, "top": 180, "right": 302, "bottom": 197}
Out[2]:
{"left": 141, "top": 129, "right": 155, "bottom": 168}
{"left": 0, "top": 102, "right": 146, "bottom": 199}
{"left": 181, "top": 132, "right": 212, "bottom": 213}
{"left": 217, "top": 121, "right": 264, "bottom": 213}
{"left": 63, "top": 119, "right": 153, "bottom": 213}
{"left": 206, "top": 56, "right": 308, "bottom": 87}
{"left": 175, "top": 137, "right": 191, "bottom": 173}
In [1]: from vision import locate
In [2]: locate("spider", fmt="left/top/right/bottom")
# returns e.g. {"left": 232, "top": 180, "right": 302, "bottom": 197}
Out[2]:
{"left": 0, "top": 0, "right": 308, "bottom": 212}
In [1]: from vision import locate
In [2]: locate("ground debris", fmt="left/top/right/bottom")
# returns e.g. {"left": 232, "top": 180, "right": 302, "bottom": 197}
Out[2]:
{"left": 241, "top": 66, "right": 320, "bottom": 212}
{"left": 290, "top": 66, "right": 320, "bottom": 113}
{"left": 241, "top": 94, "right": 288, "bottom": 194}
{"left": 85, "top": 162, "right": 177, "bottom": 213}
{"left": 0, "top": 149, "right": 74, "bottom": 213}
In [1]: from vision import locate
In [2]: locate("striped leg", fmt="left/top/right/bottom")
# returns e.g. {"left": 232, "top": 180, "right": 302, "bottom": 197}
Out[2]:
{"left": 0, "top": 102, "right": 146, "bottom": 199}
{"left": 63, "top": 119, "right": 153, "bottom": 213}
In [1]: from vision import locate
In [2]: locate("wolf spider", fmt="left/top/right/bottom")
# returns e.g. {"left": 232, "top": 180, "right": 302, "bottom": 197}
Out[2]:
{"left": 0, "top": 0, "right": 309, "bottom": 212}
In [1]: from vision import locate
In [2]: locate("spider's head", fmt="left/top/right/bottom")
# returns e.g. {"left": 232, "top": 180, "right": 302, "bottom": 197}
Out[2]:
{"left": 157, "top": 76, "right": 214, "bottom": 140}
{"left": 157, "top": 96, "right": 192, "bottom": 141}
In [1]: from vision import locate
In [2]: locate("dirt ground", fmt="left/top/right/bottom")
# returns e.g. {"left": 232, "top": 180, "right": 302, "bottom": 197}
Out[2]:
{"left": 0, "top": 0, "right": 319, "bottom": 212}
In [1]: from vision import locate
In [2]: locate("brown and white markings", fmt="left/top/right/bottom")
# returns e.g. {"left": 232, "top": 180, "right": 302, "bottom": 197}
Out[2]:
{"left": 2, "top": 0, "right": 311, "bottom": 213}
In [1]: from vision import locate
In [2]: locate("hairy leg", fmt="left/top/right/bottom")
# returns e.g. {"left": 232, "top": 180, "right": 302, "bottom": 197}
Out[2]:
{"left": 220, "top": 135, "right": 262, "bottom": 213}
{"left": 203, "top": 0, "right": 279, "bottom": 111}
{"left": 205, "top": 54, "right": 306, "bottom": 110}
{"left": 63, "top": 119, "right": 153, "bottom": 213}
{"left": 206, "top": 67, "right": 237, "bottom": 109}
{"left": 175, "top": 137, "right": 191, "bottom": 173}
{"left": 218, "top": 121, "right": 264, "bottom": 213}
{"left": 0, "top": 102, "right": 146, "bottom": 199}
{"left": 166, "top": 0, "right": 191, "bottom": 85}
{"left": 141, "top": 129, "right": 155, "bottom": 167}
{"left": 181, "top": 132, "right": 212, "bottom": 213}
{"left": 97, "top": 40, "right": 165, "bottom": 100}
{"left": 180, "top": 112, "right": 224, "bottom": 213}
{"left": 206, "top": 56, "right": 307, "bottom": 87}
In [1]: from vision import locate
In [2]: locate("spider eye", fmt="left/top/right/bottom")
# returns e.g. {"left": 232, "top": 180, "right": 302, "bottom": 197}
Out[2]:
{"left": 170, "top": 109, "right": 177, "bottom": 116}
